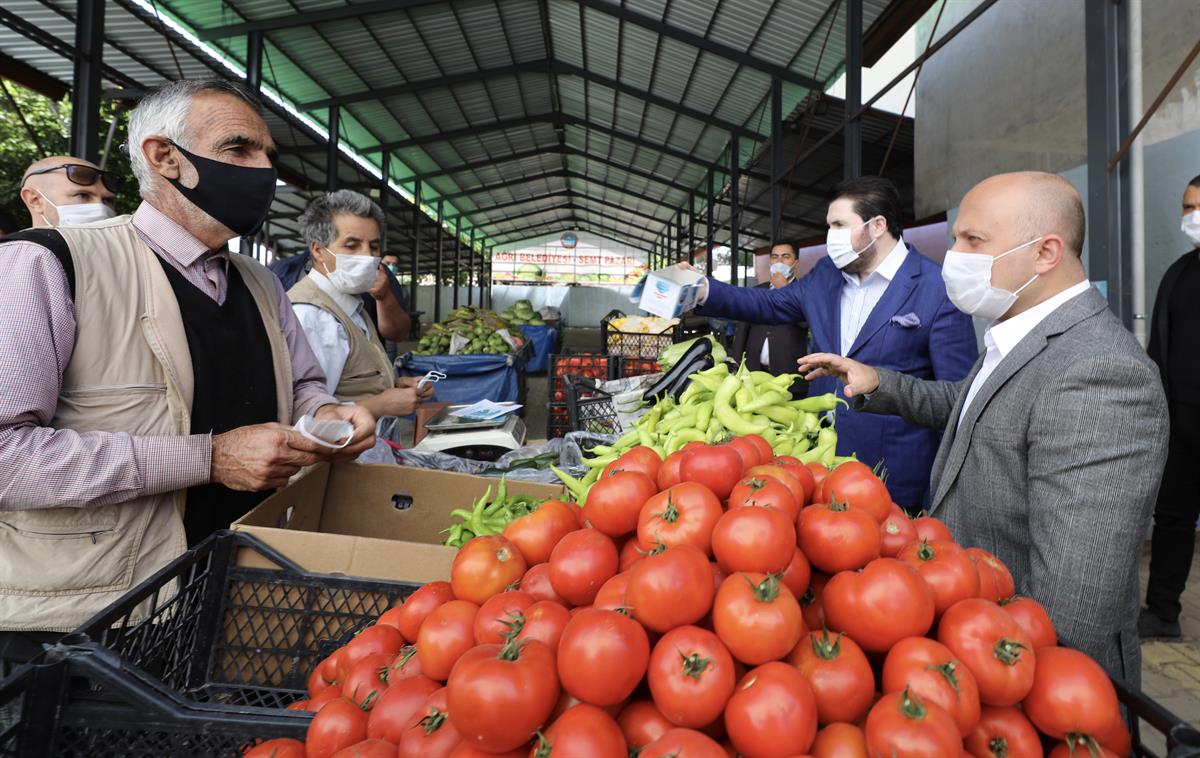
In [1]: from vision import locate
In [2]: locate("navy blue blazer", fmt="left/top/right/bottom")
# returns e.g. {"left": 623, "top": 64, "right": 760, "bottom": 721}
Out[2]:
{"left": 700, "top": 245, "right": 978, "bottom": 509}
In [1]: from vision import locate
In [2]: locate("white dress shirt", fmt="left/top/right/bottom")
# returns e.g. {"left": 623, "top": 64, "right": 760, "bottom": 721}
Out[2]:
{"left": 760, "top": 273, "right": 795, "bottom": 366}
{"left": 839, "top": 237, "right": 908, "bottom": 355}
{"left": 957, "top": 279, "right": 1092, "bottom": 425}
{"left": 293, "top": 271, "right": 371, "bottom": 394}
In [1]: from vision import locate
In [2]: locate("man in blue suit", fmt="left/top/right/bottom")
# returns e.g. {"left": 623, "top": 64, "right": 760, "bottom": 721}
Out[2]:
{"left": 693, "top": 176, "right": 978, "bottom": 510}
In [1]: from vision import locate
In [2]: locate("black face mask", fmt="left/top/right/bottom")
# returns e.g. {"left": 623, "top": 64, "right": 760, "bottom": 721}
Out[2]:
{"left": 166, "top": 140, "right": 277, "bottom": 237}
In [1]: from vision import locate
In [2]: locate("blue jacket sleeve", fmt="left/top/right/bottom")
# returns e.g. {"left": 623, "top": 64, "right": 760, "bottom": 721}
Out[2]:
{"left": 698, "top": 277, "right": 807, "bottom": 326}
{"left": 928, "top": 294, "right": 979, "bottom": 381}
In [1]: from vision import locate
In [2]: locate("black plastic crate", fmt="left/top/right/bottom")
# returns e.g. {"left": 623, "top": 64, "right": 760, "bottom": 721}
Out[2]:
{"left": 616, "top": 355, "right": 663, "bottom": 379}
{"left": 1112, "top": 674, "right": 1200, "bottom": 757}
{"left": 546, "top": 402, "right": 572, "bottom": 439}
{"left": 0, "top": 641, "right": 309, "bottom": 757}
{"left": 71, "top": 530, "right": 419, "bottom": 712}
{"left": 600, "top": 312, "right": 681, "bottom": 359}
{"left": 566, "top": 380, "right": 621, "bottom": 436}
{"left": 548, "top": 352, "right": 612, "bottom": 404}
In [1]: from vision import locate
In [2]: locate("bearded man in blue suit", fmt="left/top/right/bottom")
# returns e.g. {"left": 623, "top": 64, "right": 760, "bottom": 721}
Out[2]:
{"left": 692, "top": 176, "right": 977, "bottom": 510}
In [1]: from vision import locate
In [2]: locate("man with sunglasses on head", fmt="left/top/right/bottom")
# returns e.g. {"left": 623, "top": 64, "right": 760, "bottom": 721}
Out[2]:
{"left": 17, "top": 156, "right": 118, "bottom": 228}
{"left": 0, "top": 79, "right": 375, "bottom": 662}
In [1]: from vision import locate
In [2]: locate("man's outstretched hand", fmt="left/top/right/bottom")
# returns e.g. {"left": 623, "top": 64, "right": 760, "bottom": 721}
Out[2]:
{"left": 796, "top": 352, "right": 881, "bottom": 398}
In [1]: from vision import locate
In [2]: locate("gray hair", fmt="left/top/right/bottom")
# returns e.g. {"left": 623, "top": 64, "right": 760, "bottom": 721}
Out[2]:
{"left": 126, "top": 79, "right": 263, "bottom": 197}
{"left": 299, "top": 190, "right": 385, "bottom": 248}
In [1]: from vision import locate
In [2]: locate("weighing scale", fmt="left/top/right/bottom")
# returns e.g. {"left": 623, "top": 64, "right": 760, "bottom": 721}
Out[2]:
{"left": 414, "top": 404, "right": 527, "bottom": 461}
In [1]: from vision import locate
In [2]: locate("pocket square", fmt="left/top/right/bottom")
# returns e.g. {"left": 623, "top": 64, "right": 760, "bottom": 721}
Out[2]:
{"left": 890, "top": 312, "right": 921, "bottom": 328}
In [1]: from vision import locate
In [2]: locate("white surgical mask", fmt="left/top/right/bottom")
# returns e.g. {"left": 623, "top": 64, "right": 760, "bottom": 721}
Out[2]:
{"left": 769, "top": 262, "right": 794, "bottom": 279}
{"left": 1182, "top": 211, "right": 1200, "bottom": 248}
{"left": 320, "top": 248, "right": 379, "bottom": 295}
{"left": 37, "top": 189, "right": 115, "bottom": 227}
{"left": 942, "top": 237, "right": 1043, "bottom": 321}
{"left": 825, "top": 217, "right": 879, "bottom": 269}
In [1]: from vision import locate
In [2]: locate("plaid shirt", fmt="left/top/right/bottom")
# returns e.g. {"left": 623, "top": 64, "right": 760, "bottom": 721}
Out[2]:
{"left": 0, "top": 202, "right": 337, "bottom": 510}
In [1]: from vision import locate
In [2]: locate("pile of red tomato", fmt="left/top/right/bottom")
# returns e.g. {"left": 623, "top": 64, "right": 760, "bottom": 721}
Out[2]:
{"left": 247, "top": 435, "right": 1132, "bottom": 758}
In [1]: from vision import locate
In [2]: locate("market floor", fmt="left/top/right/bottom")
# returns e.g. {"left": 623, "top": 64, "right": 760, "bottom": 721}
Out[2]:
{"left": 1138, "top": 541, "right": 1200, "bottom": 748}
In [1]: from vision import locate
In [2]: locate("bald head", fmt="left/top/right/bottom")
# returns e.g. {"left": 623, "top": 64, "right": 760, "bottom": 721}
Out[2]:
{"left": 19, "top": 155, "right": 117, "bottom": 227}
{"left": 969, "top": 172, "right": 1085, "bottom": 256}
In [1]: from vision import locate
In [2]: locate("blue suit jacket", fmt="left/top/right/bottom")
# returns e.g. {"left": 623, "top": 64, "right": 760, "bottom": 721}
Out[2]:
{"left": 700, "top": 245, "right": 978, "bottom": 509}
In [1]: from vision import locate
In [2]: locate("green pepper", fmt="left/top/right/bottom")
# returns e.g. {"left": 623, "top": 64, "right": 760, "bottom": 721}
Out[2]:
{"left": 714, "top": 375, "right": 770, "bottom": 436}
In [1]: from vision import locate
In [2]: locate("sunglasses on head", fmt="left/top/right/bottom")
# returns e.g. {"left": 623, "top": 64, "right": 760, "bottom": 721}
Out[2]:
{"left": 22, "top": 163, "right": 121, "bottom": 193}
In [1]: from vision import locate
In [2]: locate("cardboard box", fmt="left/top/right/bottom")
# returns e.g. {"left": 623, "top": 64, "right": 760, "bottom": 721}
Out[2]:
{"left": 232, "top": 463, "right": 565, "bottom": 584}
{"left": 636, "top": 266, "right": 706, "bottom": 319}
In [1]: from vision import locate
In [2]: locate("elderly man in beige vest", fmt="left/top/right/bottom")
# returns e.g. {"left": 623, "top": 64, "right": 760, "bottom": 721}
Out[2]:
{"left": 0, "top": 79, "right": 374, "bottom": 662}
{"left": 289, "top": 190, "right": 430, "bottom": 418}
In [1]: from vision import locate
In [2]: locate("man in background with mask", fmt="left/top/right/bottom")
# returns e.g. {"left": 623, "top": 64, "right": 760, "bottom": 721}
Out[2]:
{"left": 17, "top": 155, "right": 118, "bottom": 227}
{"left": 0, "top": 79, "right": 375, "bottom": 657}
{"left": 796, "top": 171, "right": 1168, "bottom": 683}
{"left": 289, "top": 190, "right": 429, "bottom": 418}
{"left": 690, "top": 176, "right": 977, "bottom": 510}
{"left": 1140, "top": 174, "right": 1200, "bottom": 641}
{"left": 729, "top": 242, "right": 809, "bottom": 397}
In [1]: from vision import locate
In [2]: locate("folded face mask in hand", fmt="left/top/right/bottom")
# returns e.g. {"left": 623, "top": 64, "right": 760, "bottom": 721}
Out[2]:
{"left": 293, "top": 415, "right": 354, "bottom": 449}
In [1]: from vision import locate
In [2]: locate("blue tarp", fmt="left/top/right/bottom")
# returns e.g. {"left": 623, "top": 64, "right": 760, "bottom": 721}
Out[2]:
{"left": 397, "top": 352, "right": 522, "bottom": 405}
{"left": 518, "top": 324, "right": 558, "bottom": 372}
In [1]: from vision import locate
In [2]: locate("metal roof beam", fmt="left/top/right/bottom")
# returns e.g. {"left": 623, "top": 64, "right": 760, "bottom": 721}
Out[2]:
{"left": 480, "top": 203, "right": 660, "bottom": 247}
{"left": 560, "top": 114, "right": 721, "bottom": 170}
{"left": 443, "top": 169, "right": 667, "bottom": 204}
{"left": 573, "top": 0, "right": 823, "bottom": 91}
{"left": 196, "top": 0, "right": 442, "bottom": 40}
{"left": 364, "top": 115, "right": 556, "bottom": 153}
{"left": 297, "top": 59, "right": 552, "bottom": 111}
{"left": 496, "top": 218, "right": 657, "bottom": 250}
{"left": 467, "top": 191, "right": 666, "bottom": 228}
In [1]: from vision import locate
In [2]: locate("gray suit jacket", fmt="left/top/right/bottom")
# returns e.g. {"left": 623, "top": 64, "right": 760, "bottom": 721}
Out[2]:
{"left": 856, "top": 287, "right": 1168, "bottom": 684}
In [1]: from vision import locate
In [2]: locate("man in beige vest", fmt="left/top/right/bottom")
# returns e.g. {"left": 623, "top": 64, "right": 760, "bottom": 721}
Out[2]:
{"left": 0, "top": 79, "right": 375, "bottom": 663}
{"left": 289, "top": 190, "right": 430, "bottom": 418}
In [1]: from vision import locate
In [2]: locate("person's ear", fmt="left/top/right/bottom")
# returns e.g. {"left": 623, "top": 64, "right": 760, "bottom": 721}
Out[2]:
{"left": 1034, "top": 234, "right": 1066, "bottom": 274}
{"left": 19, "top": 186, "right": 44, "bottom": 215}
{"left": 143, "top": 136, "right": 181, "bottom": 180}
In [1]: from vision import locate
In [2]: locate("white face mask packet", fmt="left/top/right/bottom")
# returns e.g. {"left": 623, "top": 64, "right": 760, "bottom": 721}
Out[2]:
{"left": 293, "top": 414, "right": 354, "bottom": 449}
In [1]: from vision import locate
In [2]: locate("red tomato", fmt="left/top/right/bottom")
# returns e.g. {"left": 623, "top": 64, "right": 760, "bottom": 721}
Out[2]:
{"left": 1022, "top": 646, "right": 1121, "bottom": 742}
{"left": 625, "top": 544, "right": 716, "bottom": 633}
{"left": 605, "top": 445, "right": 664, "bottom": 480}
{"left": 964, "top": 705, "right": 1044, "bottom": 758}
{"left": 657, "top": 451, "right": 688, "bottom": 490}
{"left": 557, "top": 607, "right": 650, "bottom": 706}
{"left": 741, "top": 434, "right": 775, "bottom": 464}
{"left": 375, "top": 605, "right": 405, "bottom": 631}
{"left": 810, "top": 722, "right": 868, "bottom": 758}
{"left": 729, "top": 476, "right": 799, "bottom": 521}
{"left": 518, "top": 562, "right": 567, "bottom": 605}
{"left": 897, "top": 540, "right": 981, "bottom": 617}
{"left": 713, "top": 572, "right": 804, "bottom": 665}
{"left": 647, "top": 625, "right": 737, "bottom": 728}
{"left": 335, "top": 740, "right": 404, "bottom": 758}
{"left": 392, "top": 582, "right": 456, "bottom": 642}
{"left": 823, "top": 558, "right": 936, "bottom": 654}
{"left": 879, "top": 506, "right": 918, "bottom": 558}
{"left": 821, "top": 461, "right": 891, "bottom": 523}
{"left": 286, "top": 698, "right": 311, "bottom": 712}
{"left": 401, "top": 692, "right": 467, "bottom": 758}
{"left": 244, "top": 738, "right": 305, "bottom": 758}
{"left": 503, "top": 500, "right": 580, "bottom": 566}
{"left": 584, "top": 471, "right": 659, "bottom": 537}
{"left": 447, "top": 638, "right": 559, "bottom": 753}
{"left": 805, "top": 463, "right": 830, "bottom": 492}
{"left": 937, "top": 598, "right": 1036, "bottom": 707}
{"left": 593, "top": 570, "right": 633, "bottom": 612}
{"left": 451, "top": 535, "right": 527, "bottom": 606}
{"left": 796, "top": 501, "right": 882, "bottom": 574}
{"left": 711, "top": 505, "right": 795, "bottom": 575}
{"left": 618, "top": 700, "right": 675, "bottom": 750}
{"left": 619, "top": 536, "right": 649, "bottom": 571}
{"left": 449, "top": 746, "right": 526, "bottom": 758}
{"left": 306, "top": 685, "right": 345, "bottom": 713}
{"left": 417, "top": 600, "right": 480, "bottom": 681}
{"left": 912, "top": 515, "right": 953, "bottom": 543}
{"left": 966, "top": 547, "right": 1016, "bottom": 602}
{"left": 745, "top": 464, "right": 813, "bottom": 510}
{"left": 1048, "top": 742, "right": 1120, "bottom": 758}
{"left": 800, "top": 573, "right": 830, "bottom": 632}
{"left": 780, "top": 547, "right": 812, "bottom": 600}
{"left": 637, "top": 483, "right": 724, "bottom": 555}
{"left": 725, "top": 437, "right": 765, "bottom": 471}
{"left": 366, "top": 675, "right": 440, "bottom": 742}
{"left": 306, "top": 697, "right": 371, "bottom": 758}
{"left": 640, "top": 728, "right": 728, "bottom": 758}
{"left": 515, "top": 599, "right": 572, "bottom": 650}
{"left": 724, "top": 662, "right": 818, "bottom": 758}
{"left": 999, "top": 596, "right": 1058, "bottom": 649}
{"left": 788, "top": 630, "right": 875, "bottom": 726}
{"left": 882, "top": 636, "right": 981, "bottom": 736}
{"left": 532, "top": 703, "right": 627, "bottom": 757}
{"left": 342, "top": 653, "right": 393, "bottom": 710}
{"left": 680, "top": 445, "right": 745, "bottom": 499}
{"left": 384, "top": 645, "right": 423, "bottom": 683}
{"left": 474, "top": 590, "right": 536, "bottom": 644}
{"left": 864, "top": 688, "right": 962, "bottom": 758}
{"left": 548, "top": 528, "right": 619, "bottom": 606}
{"left": 308, "top": 660, "right": 333, "bottom": 697}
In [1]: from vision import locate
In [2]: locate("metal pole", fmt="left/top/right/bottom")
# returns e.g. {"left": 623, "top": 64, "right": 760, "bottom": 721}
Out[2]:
{"left": 435, "top": 198, "right": 444, "bottom": 323}
{"left": 1085, "top": 0, "right": 1131, "bottom": 325}
{"left": 378, "top": 152, "right": 390, "bottom": 250}
{"left": 411, "top": 179, "right": 421, "bottom": 315}
{"left": 70, "top": 0, "right": 104, "bottom": 163}
{"left": 688, "top": 195, "right": 697, "bottom": 265}
{"left": 705, "top": 170, "right": 714, "bottom": 277}
{"left": 452, "top": 218, "right": 461, "bottom": 309}
{"left": 468, "top": 229, "right": 476, "bottom": 306}
{"left": 729, "top": 135, "right": 740, "bottom": 286}
{"left": 676, "top": 210, "right": 684, "bottom": 264}
{"left": 770, "top": 78, "right": 783, "bottom": 245}
{"left": 245, "top": 30, "right": 263, "bottom": 91}
{"left": 844, "top": 0, "right": 863, "bottom": 179}
{"left": 326, "top": 105, "right": 340, "bottom": 191}
{"left": 486, "top": 247, "right": 493, "bottom": 309}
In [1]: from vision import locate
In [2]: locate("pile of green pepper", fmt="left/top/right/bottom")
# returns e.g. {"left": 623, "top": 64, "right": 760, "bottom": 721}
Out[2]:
{"left": 442, "top": 478, "right": 546, "bottom": 548}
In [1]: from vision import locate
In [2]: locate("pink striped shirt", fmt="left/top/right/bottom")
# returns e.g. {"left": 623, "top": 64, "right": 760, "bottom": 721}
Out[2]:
{"left": 0, "top": 202, "right": 338, "bottom": 510}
